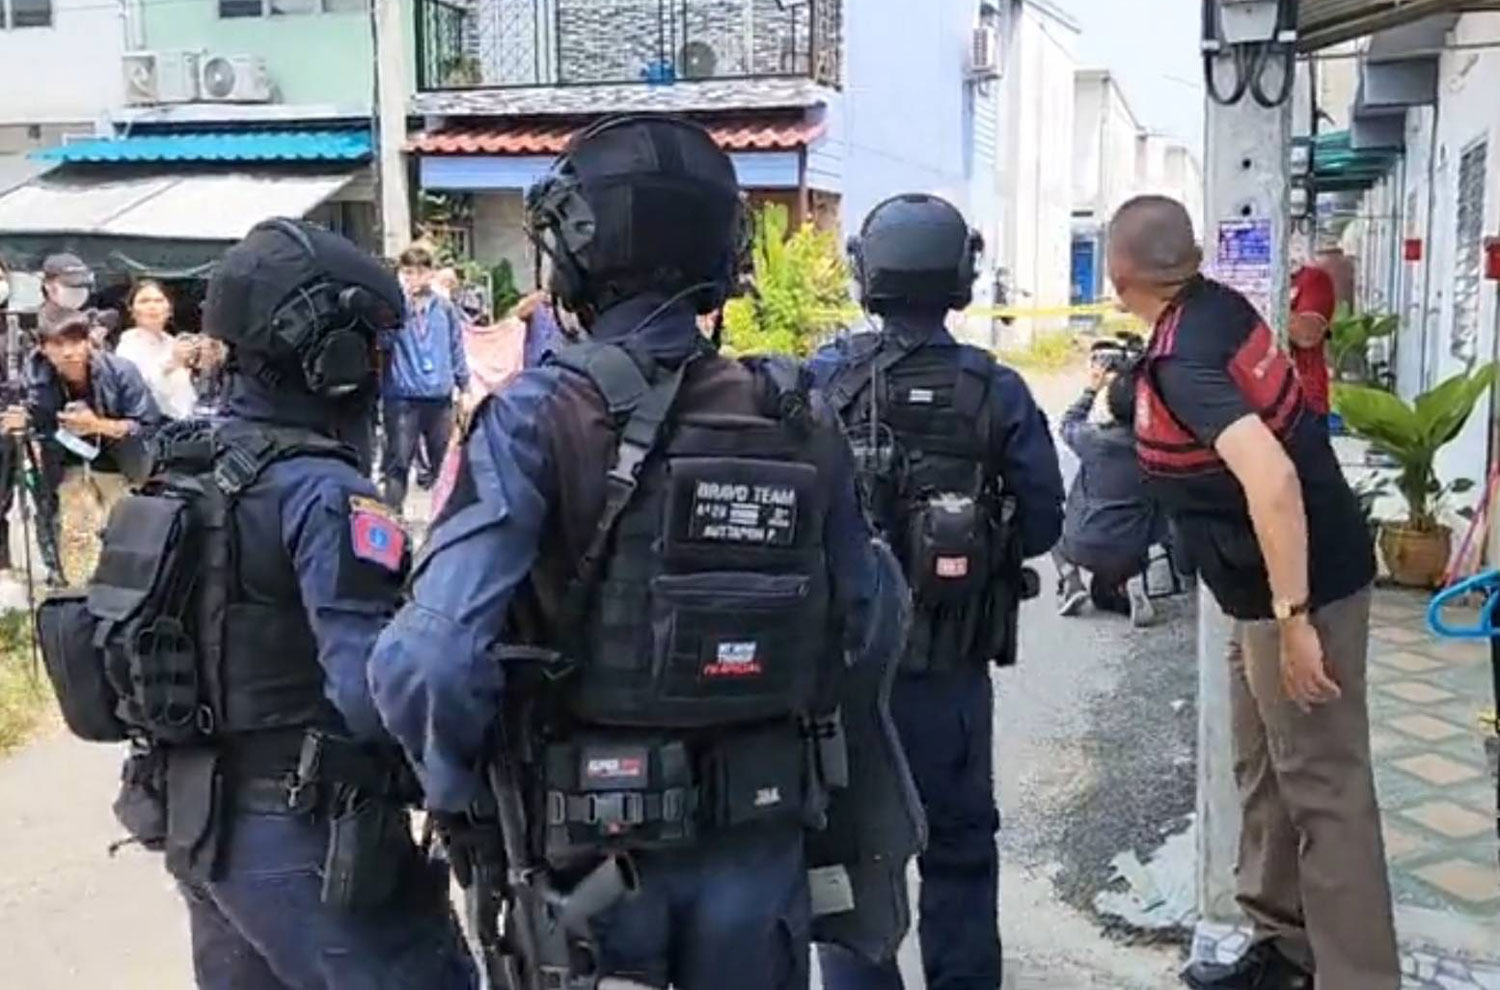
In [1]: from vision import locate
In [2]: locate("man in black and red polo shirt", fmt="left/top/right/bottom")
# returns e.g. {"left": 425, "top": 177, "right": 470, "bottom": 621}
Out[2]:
{"left": 1107, "top": 195, "right": 1398, "bottom": 990}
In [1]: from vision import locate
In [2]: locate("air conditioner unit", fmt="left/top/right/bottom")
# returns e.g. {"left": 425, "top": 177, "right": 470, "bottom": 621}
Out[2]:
{"left": 198, "top": 54, "right": 273, "bottom": 103}
{"left": 678, "top": 41, "right": 721, "bottom": 81}
{"left": 122, "top": 51, "right": 200, "bottom": 106}
{"left": 969, "top": 26, "right": 1001, "bottom": 81}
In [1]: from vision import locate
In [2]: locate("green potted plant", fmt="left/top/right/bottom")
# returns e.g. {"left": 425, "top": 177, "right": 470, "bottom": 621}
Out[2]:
{"left": 721, "top": 204, "right": 859, "bottom": 357}
{"left": 1328, "top": 304, "right": 1398, "bottom": 385}
{"left": 1333, "top": 363, "right": 1496, "bottom": 587}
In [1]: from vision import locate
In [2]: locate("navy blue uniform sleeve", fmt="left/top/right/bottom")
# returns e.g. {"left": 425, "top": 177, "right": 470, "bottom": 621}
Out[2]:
{"left": 991, "top": 365, "right": 1064, "bottom": 558}
{"left": 1154, "top": 356, "right": 1255, "bottom": 447}
{"left": 369, "top": 370, "right": 559, "bottom": 812}
{"left": 447, "top": 302, "right": 470, "bottom": 391}
{"left": 279, "top": 466, "right": 399, "bottom": 743}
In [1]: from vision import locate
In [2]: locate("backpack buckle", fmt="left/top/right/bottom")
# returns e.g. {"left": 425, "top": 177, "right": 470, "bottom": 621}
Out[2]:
{"left": 213, "top": 445, "right": 261, "bottom": 494}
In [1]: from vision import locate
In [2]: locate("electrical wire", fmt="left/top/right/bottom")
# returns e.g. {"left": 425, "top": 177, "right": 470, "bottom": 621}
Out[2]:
{"left": 1201, "top": 0, "right": 1297, "bottom": 110}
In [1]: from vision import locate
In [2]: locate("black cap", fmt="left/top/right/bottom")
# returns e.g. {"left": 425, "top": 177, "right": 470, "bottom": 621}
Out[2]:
{"left": 37, "top": 307, "right": 94, "bottom": 341}
{"left": 41, "top": 253, "right": 93, "bottom": 289}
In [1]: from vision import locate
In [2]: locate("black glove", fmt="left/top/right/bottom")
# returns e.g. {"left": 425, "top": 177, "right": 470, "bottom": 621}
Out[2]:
{"left": 433, "top": 812, "right": 504, "bottom": 889}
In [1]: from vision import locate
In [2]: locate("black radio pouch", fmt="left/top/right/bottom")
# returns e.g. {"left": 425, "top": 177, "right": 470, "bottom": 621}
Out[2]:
{"left": 322, "top": 790, "right": 416, "bottom": 913}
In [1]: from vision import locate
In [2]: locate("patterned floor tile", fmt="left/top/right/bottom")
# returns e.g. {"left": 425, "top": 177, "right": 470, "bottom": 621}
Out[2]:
{"left": 1382, "top": 681, "right": 1460, "bottom": 705}
{"left": 1390, "top": 714, "right": 1469, "bottom": 742}
{"left": 1411, "top": 857, "right": 1500, "bottom": 906}
{"left": 1377, "top": 650, "right": 1449, "bottom": 674}
{"left": 1393, "top": 753, "right": 1488, "bottom": 787}
{"left": 1376, "top": 625, "right": 1438, "bottom": 645}
{"left": 1382, "top": 823, "right": 1431, "bottom": 861}
{"left": 1400, "top": 801, "right": 1497, "bottom": 840}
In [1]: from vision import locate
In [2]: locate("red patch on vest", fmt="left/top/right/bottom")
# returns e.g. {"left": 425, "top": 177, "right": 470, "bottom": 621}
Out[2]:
{"left": 349, "top": 496, "right": 406, "bottom": 572}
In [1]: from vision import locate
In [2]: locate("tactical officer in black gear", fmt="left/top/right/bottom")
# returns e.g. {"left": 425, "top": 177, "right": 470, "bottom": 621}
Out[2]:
{"left": 37, "top": 219, "right": 475, "bottom": 989}
{"left": 809, "top": 194, "right": 1065, "bottom": 990}
{"left": 370, "top": 115, "right": 920, "bottom": 990}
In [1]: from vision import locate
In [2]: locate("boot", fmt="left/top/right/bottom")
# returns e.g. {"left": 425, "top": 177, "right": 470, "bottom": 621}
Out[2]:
{"left": 1182, "top": 942, "right": 1313, "bottom": 990}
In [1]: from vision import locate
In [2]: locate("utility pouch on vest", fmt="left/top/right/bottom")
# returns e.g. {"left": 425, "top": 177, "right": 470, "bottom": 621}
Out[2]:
{"left": 541, "top": 735, "right": 697, "bottom": 865}
{"left": 36, "top": 590, "right": 126, "bottom": 742}
{"left": 89, "top": 493, "right": 207, "bottom": 744}
{"left": 647, "top": 570, "right": 819, "bottom": 725}
{"left": 906, "top": 493, "right": 991, "bottom": 605}
{"left": 700, "top": 724, "right": 808, "bottom": 832}
{"left": 164, "top": 746, "right": 224, "bottom": 882}
{"left": 322, "top": 791, "right": 416, "bottom": 914}
{"left": 112, "top": 747, "right": 168, "bottom": 851}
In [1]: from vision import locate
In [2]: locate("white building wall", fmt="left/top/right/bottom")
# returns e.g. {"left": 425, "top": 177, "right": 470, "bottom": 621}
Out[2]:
{"left": 999, "top": 0, "right": 1076, "bottom": 341}
{"left": 1382, "top": 12, "right": 1500, "bottom": 521}
{"left": 0, "top": 0, "right": 124, "bottom": 125}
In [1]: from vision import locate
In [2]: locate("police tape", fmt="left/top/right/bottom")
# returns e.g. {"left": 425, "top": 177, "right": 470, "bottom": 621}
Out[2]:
{"left": 964, "top": 301, "right": 1131, "bottom": 320}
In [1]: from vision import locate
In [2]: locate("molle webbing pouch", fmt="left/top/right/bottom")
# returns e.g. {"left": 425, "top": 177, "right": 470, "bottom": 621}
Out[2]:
{"left": 36, "top": 590, "right": 126, "bottom": 742}
{"left": 89, "top": 491, "right": 206, "bottom": 743}
{"left": 905, "top": 493, "right": 991, "bottom": 605}
{"left": 541, "top": 735, "right": 697, "bottom": 865}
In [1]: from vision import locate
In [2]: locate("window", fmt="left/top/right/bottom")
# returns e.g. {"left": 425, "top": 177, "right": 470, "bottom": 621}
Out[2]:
{"left": 7, "top": 0, "right": 53, "bottom": 29}
{"left": 1450, "top": 139, "right": 1487, "bottom": 367}
{"left": 218, "top": 0, "right": 363, "bottom": 17}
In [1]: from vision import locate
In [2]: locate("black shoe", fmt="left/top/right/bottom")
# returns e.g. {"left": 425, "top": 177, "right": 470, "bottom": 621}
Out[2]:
{"left": 415, "top": 473, "right": 436, "bottom": 491}
{"left": 1181, "top": 942, "right": 1313, "bottom": 990}
{"left": 44, "top": 566, "right": 66, "bottom": 589}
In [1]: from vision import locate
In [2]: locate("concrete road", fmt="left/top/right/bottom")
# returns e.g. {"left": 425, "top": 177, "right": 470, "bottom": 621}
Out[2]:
{"left": 0, "top": 366, "right": 1198, "bottom": 988}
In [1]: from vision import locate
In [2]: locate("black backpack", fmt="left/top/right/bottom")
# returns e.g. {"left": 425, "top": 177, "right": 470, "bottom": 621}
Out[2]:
{"left": 827, "top": 332, "right": 1028, "bottom": 670}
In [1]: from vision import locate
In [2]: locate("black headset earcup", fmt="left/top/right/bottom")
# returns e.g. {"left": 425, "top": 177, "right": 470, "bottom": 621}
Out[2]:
{"left": 304, "top": 329, "right": 372, "bottom": 398}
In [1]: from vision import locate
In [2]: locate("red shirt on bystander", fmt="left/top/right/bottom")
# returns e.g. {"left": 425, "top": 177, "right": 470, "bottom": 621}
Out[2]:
{"left": 1290, "top": 265, "right": 1337, "bottom": 414}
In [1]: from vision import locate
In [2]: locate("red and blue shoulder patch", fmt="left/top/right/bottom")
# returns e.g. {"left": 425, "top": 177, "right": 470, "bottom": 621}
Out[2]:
{"left": 348, "top": 495, "right": 407, "bottom": 572}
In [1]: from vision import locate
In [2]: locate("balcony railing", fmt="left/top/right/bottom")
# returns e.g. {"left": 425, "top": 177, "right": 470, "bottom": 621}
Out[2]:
{"left": 416, "top": 0, "right": 843, "bottom": 92}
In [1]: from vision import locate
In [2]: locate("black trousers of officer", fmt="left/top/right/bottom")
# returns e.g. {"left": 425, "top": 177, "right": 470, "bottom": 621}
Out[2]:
{"left": 819, "top": 660, "right": 1002, "bottom": 990}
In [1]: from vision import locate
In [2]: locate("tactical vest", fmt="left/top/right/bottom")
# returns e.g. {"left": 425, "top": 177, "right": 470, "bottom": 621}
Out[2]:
{"left": 1135, "top": 284, "right": 1303, "bottom": 509}
{"left": 84, "top": 421, "right": 354, "bottom": 749}
{"left": 496, "top": 342, "right": 846, "bottom": 862}
{"left": 826, "top": 332, "right": 1020, "bottom": 670}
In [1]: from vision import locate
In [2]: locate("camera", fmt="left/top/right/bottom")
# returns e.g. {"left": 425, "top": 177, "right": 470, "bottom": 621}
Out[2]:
{"left": 1089, "top": 332, "right": 1145, "bottom": 375}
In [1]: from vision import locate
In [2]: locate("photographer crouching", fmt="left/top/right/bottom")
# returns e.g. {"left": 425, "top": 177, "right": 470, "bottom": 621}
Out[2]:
{"left": 2, "top": 308, "right": 161, "bottom": 586}
{"left": 1054, "top": 334, "right": 1164, "bottom": 626}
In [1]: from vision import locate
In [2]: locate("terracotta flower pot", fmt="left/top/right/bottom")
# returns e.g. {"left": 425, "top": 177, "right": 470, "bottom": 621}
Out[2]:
{"left": 1378, "top": 522, "right": 1452, "bottom": 588}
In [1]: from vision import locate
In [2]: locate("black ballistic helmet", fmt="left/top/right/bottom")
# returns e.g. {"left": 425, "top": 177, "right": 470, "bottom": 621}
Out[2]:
{"left": 204, "top": 218, "right": 403, "bottom": 398}
{"left": 848, "top": 194, "right": 983, "bottom": 314}
{"left": 524, "top": 114, "right": 747, "bottom": 321}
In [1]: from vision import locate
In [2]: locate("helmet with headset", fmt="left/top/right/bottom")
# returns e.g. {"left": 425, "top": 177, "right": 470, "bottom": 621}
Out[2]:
{"left": 523, "top": 113, "right": 748, "bottom": 323}
{"left": 847, "top": 194, "right": 983, "bottom": 315}
{"left": 203, "top": 218, "right": 403, "bottom": 399}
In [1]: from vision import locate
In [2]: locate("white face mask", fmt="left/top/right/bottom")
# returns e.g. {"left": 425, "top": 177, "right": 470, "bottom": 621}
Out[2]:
{"left": 54, "top": 285, "right": 90, "bottom": 310}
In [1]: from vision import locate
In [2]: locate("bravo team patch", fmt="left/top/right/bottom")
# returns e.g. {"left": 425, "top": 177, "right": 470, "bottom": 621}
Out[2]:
{"left": 348, "top": 495, "right": 406, "bottom": 572}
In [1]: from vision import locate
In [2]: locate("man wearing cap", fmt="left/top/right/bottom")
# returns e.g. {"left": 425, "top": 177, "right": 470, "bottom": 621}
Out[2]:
{"left": 39, "top": 253, "right": 95, "bottom": 330}
{"left": 1, "top": 308, "right": 160, "bottom": 585}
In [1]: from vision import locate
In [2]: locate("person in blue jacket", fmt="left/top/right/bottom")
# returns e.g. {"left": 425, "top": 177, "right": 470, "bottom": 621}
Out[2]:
{"left": 808, "top": 194, "right": 1064, "bottom": 990}
{"left": 369, "top": 115, "right": 910, "bottom": 990}
{"left": 379, "top": 244, "right": 469, "bottom": 510}
{"left": 145, "top": 218, "right": 476, "bottom": 990}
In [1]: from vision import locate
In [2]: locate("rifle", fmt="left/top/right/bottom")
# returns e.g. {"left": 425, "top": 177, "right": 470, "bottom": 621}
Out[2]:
{"left": 468, "top": 648, "right": 638, "bottom": 990}
{"left": 3, "top": 313, "right": 38, "bottom": 672}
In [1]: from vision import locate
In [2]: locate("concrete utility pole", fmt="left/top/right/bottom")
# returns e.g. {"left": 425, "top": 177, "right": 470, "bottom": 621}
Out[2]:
{"left": 371, "top": 0, "right": 413, "bottom": 258}
{"left": 1196, "top": 0, "right": 1295, "bottom": 938}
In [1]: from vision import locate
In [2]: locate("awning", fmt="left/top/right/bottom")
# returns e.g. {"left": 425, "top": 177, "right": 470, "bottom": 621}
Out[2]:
{"left": 1298, "top": 0, "right": 1500, "bottom": 52}
{"left": 34, "top": 129, "right": 373, "bottom": 165}
{"left": 1313, "top": 130, "right": 1401, "bottom": 192}
{"left": 0, "top": 166, "right": 359, "bottom": 276}
{"left": 409, "top": 111, "right": 825, "bottom": 156}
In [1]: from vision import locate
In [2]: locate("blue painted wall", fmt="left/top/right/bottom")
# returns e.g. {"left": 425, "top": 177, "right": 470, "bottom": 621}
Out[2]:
{"left": 828, "top": 0, "right": 991, "bottom": 236}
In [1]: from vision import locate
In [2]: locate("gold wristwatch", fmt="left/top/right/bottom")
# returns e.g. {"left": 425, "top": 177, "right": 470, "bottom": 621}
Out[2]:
{"left": 1273, "top": 598, "right": 1311, "bottom": 622}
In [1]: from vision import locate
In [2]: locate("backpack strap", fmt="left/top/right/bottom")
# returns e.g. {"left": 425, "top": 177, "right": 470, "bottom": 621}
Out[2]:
{"left": 213, "top": 424, "right": 358, "bottom": 496}
{"left": 824, "top": 332, "right": 923, "bottom": 416}
{"left": 558, "top": 343, "right": 699, "bottom": 634}
{"left": 955, "top": 345, "right": 999, "bottom": 454}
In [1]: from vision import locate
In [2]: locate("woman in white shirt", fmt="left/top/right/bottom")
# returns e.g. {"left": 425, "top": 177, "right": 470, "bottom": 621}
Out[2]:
{"left": 115, "top": 281, "right": 199, "bottom": 420}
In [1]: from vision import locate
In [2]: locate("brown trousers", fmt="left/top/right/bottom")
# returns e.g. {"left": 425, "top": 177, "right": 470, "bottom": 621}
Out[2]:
{"left": 57, "top": 467, "right": 130, "bottom": 588}
{"left": 1230, "top": 586, "right": 1400, "bottom": 990}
